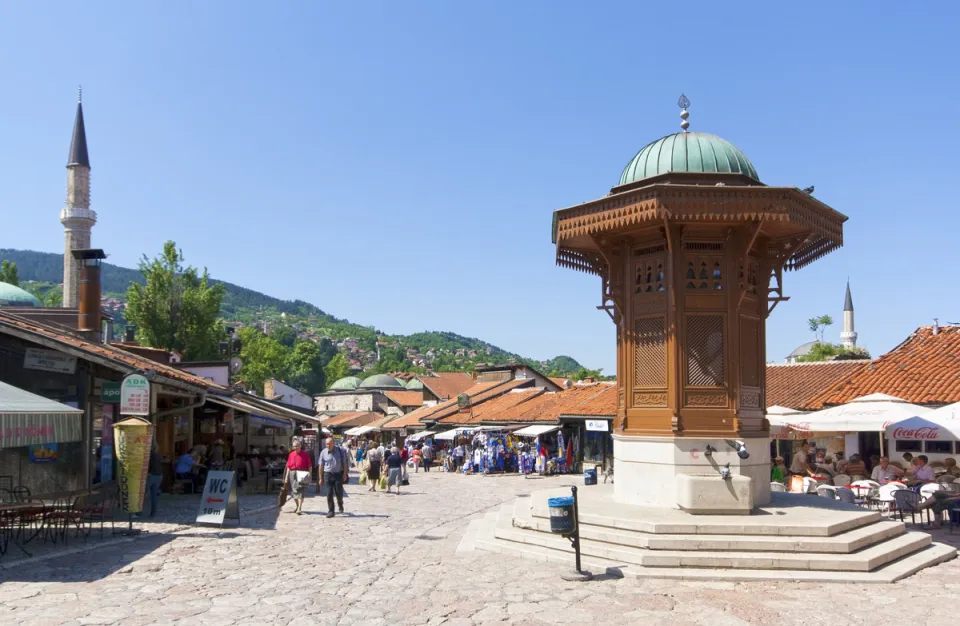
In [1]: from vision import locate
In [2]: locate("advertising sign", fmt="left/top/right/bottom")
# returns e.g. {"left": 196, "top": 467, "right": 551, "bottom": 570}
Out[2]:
{"left": 28, "top": 443, "right": 58, "bottom": 463}
{"left": 113, "top": 417, "right": 153, "bottom": 514}
{"left": 101, "top": 381, "right": 122, "bottom": 403}
{"left": 196, "top": 471, "right": 240, "bottom": 527}
{"left": 585, "top": 420, "right": 609, "bottom": 432}
{"left": 23, "top": 347, "right": 77, "bottom": 374}
{"left": 120, "top": 374, "right": 151, "bottom": 416}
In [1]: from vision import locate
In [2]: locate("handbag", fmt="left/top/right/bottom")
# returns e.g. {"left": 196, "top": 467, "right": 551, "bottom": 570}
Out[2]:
{"left": 277, "top": 468, "right": 290, "bottom": 507}
{"left": 359, "top": 470, "right": 368, "bottom": 485}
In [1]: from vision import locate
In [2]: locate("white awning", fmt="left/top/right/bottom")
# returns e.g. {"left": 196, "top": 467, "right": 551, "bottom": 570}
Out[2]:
{"left": 0, "top": 381, "right": 83, "bottom": 448}
{"left": 433, "top": 430, "right": 458, "bottom": 441}
{"left": 406, "top": 430, "right": 435, "bottom": 442}
{"left": 512, "top": 424, "right": 559, "bottom": 437}
{"left": 344, "top": 425, "right": 376, "bottom": 436}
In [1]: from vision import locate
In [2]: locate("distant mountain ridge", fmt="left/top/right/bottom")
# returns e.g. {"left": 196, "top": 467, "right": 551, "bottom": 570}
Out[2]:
{"left": 0, "top": 248, "right": 588, "bottom": 375}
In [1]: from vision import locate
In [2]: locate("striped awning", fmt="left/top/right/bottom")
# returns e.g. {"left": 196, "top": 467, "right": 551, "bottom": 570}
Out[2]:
{"left": 0, "top": 381, "right": 84, "bottom": 448}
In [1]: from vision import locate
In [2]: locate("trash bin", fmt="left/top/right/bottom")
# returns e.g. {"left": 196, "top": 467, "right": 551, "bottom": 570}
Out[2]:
{"left": 548, "top": 496, "right": 576, "bottom": 534}
{"left": 583, "top": 466, "right": 598, "bottom": 486}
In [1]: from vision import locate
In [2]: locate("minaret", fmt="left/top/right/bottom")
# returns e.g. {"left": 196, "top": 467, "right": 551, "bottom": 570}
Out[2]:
{"left": 840, "top": 280, "right": 857, "bottom": 348}
{"left": 60, "top": 88, "right": 96, "bottom": 309}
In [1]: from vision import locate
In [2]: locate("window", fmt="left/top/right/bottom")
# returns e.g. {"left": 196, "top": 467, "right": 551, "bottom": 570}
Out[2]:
{"left": 895, "top": 440, "right": 922, "bottom": 453}
{"left": 925, "top": 440, "right": 953, "bottom": 454}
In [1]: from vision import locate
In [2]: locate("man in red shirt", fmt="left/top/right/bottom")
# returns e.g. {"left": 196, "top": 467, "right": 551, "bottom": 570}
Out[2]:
{"left": 285, "top": 439, "right": 312, "bottom": 515}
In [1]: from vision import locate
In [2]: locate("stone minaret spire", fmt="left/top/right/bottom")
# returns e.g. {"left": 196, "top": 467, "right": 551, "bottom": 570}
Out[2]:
{"left": 840, "top": 280, "right": 857, "bottom": 348}
{"left": 60, "top": 88, "right": 96, "bottom": 309}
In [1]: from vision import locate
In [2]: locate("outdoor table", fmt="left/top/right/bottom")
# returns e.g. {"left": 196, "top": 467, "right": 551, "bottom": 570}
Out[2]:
{"left": 0, "top": 502, "right": 43, "bottom": 556}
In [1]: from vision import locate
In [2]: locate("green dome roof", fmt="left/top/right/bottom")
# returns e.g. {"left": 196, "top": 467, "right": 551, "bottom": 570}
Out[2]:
{"left": 358, "top": 374, "right": 405, "bottom": 390}
{"left": 329, "top": 376, "right": 362, "bottom": 391}
{"left": 0, "top": 283, "right": 42, "bottom": 307}
{"left": 405, "top": 378, "right": 424, "bottom": 390}
{"left": 618, "top": 132, "right": 759, "bottom": 187}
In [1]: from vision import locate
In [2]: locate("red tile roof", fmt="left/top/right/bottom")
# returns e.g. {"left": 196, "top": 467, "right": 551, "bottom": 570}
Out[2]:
{"left": 418, "top": 372, "right": 475, "bottom": 401}
{"left": 549, "top": 377, "right": 573, "bottom": 389}
{"left": 384, "top": 379, "right": 530, "bottom": 429}
{"left": 498, "top": 383, "right": 617, "bottom": 423}
{"left": 383, "top": 390, "right": 424, "bottom": 408}
{"left": 0, "top": 311, "right": 221, "bottom": 393}
{"left": 321, "top": 412, "right": 382, "bottom": 428}
{"left": 437, "top": 388, "right": 545, "bottom": 425}
{"left": 808, "top": 326, "right": 960, "bottom": 408}
{"left": 765, "top": 361, "right": 872, "bottom": 410}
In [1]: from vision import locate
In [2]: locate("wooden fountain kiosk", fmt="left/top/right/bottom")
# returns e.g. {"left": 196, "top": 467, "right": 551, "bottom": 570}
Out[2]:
{"left": 553, "top": 97, "right": 847, "bottom": 509}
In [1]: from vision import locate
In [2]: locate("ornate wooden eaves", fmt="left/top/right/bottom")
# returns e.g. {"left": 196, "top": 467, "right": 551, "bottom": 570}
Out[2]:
{"left": 553, "top": 185, "right": 846, "bottom": 274}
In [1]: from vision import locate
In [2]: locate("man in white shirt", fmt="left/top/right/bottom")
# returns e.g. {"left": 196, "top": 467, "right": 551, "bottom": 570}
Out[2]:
{"left": 871, "top": 456, "right": 904, "bottom": 483}
{"left": 908, "top": 455, "right": 936, "bottom": 485}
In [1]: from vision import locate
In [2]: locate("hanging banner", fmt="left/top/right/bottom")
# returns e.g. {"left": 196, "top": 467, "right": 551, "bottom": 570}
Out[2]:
{"left": 120, "top": 374, "right": 151, "bottom": 416}
{"left": 113, "top": 417, "right": 153, "bottom": 514}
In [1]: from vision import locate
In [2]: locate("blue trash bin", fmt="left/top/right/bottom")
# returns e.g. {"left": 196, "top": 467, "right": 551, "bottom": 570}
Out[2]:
{"left": 548, "top": 496, "right": 576, "bottom": 534}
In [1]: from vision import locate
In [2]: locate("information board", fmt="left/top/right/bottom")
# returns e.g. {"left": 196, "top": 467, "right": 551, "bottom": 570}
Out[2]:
{"left": 196, "top": 471, "right": 240, "bottom": 527}
{"left": 120, "top": 374, "right": 151, "bottom": 416}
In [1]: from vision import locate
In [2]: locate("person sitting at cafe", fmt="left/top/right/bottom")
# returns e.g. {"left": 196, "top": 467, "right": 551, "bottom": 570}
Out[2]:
{"left": 843, "top": 454, "right": 868, "bottom": 480}
{"left": 771, "top": 457, "right": 787, "bottom": 484}
{"left": 906, "top": 454, "right": 936, "bottom": 485}
{"left": 943, "top": 457, "right": 960, "bottom": 478}
{"left": 813, "top": 448, "right": 835, "bottom": 476}
{"left": 833, "top": 451, "right": 848, "bottom": 474}
{"left": 871, "top": 456, "right": 904, "bottom": 483}
{"left": 175, "top": 448, "right": 204, "bottom": 490}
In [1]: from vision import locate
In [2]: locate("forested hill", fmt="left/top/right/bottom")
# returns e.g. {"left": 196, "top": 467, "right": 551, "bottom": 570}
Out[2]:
{"left": 0, "top": 248, "right": 589, "bottom": 375}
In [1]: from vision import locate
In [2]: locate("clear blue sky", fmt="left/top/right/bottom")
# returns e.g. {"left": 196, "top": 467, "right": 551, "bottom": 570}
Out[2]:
{"left": 2, "top": 2, "right": 957, "bottom": 373}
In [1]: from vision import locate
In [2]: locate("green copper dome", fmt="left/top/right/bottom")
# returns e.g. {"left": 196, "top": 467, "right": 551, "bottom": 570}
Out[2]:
{"left": 329, "top": 376, "right": 362, "bottom": 391}
{"left": 405, "top": 377, "right": 424, "bottom": 390}
{"left": 358, "top": 374, "right": 405, "bottom": 390}
{"left": 0, "top": 282, "right": 42, "bottom": 307}
{"left": 618, "top": 132, "right": 759, "bottom": 187}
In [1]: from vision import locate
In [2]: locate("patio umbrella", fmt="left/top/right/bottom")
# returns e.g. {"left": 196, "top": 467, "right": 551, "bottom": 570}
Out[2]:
{"left": 765, "top": 406, "right": 807, "bottom": 454}
{"left": 799, "top": 393, "right": 934, "bottom": 456}
{"left": 886, "top": 413, "right": 960, "bottom": 441}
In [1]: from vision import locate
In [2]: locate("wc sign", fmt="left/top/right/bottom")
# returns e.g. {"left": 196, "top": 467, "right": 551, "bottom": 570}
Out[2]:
{"left": 196, "top": 471, "right": 240, "bottom": 527}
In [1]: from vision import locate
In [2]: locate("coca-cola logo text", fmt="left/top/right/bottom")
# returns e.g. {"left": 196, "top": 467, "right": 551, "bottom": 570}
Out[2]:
{"left": 892, "top": 426, "right": 940, "bottom": 440}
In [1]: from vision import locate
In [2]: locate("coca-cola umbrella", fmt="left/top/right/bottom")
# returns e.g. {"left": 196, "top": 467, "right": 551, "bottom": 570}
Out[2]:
{"left": 796, "top": 393, "right": 933, "bottom": 455}
{"left": 886, "top": 415, "right": 960, "bottom": 441}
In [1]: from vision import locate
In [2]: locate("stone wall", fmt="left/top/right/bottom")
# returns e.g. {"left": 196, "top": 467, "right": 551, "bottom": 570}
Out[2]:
{"left": 0, "top": 443, "right": 86, "bottom": 495}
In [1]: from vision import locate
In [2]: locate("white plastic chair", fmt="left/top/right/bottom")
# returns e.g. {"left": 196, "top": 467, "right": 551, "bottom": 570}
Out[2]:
{"left": 816, "top": 485, "right": 838, "bottom": 499}
{"left": 770, "top": 482, "right": 786, "bottom": 492}
{"left": 877, "top": 482, "right": 908, "bottom": 515}
{"left": 920, "top": 482, "right": 946, "bottom": 499}
{"left": 832, "top": 474, "right": 851, "bottom": 487}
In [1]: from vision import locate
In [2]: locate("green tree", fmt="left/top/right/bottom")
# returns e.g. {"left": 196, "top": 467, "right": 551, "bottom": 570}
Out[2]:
{"left": 323, "top": 352, "right": 350, "bottom": 387}
{"left": 570, "top": 367, "right": 604, "bottom": 381}
{"left": 286, "top": 340, "right": 326, "bottom": 395}
{"left": 236, "top": 327, "right": 290, "bottom": 395}
{"left": 271, "top": 324, "right": 298, "bottom": 348}
{"left": 807, "top": 314, "right": 834, "bottom": 344}
{"left": 125, "top": 241, "right": 226, "bottom": 359}
{"left": 0, "top": 260, "right": 19, "bottom": 286}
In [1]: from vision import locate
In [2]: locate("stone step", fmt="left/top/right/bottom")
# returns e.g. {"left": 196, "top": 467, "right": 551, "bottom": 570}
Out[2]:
{"left": 511, "top": 499, "right": 906, "bottom": 554}
{"left": 474, "top": 532, "right": 956, "bottom": 584}
{"left": 528, "top": 489, "right": 881, "bottom": 537}
{"left": 495, "top": 508, "right": 932, "bottom": 572}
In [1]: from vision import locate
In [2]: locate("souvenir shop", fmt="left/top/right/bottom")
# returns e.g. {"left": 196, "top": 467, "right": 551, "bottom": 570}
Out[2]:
{"left": 512, "top": 424, "right": 579, "bottom": 475}
{"left": 559, "top": 416, "right": 614, "bottom": 474}
{"left": 434, "top": 427, "right": 518, "bottom": 474}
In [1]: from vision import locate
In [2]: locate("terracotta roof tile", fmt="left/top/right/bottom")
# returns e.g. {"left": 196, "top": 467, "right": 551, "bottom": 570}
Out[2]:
{"left": 418, "top": 372, "right": 475, "bottom": 401}
{"left": 808, "top": 326, "right": 960, "bottom": 407}
{"left": 385, "top": 379, "right": 530, "bottom": 429}
{"left": 765, "top": 361, "right": 871, "bottom": 410}
{"left": 438, "top": 388, "right": 545, "bottom": 425}
{"left": 496, "top": 384, "right": 617, "bottom": 424}
{"left": 383, "top": 390, "right": 424, "bottom": 408}
{"left": 321, "top": 412, "right": 381, "bottom": 428}
{"left": 0, "top": 311, "right": 221, "bottom": 392}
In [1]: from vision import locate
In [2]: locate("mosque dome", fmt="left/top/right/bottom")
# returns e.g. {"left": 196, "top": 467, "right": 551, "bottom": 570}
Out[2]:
{"left": 0, "top": 283, "right": 42, "bottom": 307}
{"left": 618, "top": 132, "right": 759, "bottom": 187}
{"left": 358, "top": 374, "right": 405, "bottom": 390}
{"left": 329, "top": 376, "right": 362, "bottom": 391}
{"left": 405, "top": 377, "right": 424, "bottom": 390}
{"left": 787, "top": 341, "right": 817, "bottom": 361}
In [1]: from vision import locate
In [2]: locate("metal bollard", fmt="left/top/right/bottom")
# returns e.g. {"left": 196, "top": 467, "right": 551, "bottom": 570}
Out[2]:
{"left": 561, "top": 486, "right": 593, "bottom": 582}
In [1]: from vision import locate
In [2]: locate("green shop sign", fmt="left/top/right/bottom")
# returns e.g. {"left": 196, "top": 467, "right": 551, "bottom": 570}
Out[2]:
{"left": 101, "top": 381, "right": 122, "bottom": 403}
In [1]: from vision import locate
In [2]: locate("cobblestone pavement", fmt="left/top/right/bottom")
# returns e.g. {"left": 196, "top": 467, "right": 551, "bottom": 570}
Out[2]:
{"left": 2, "top": 471, "right": 960, "bottom": 625}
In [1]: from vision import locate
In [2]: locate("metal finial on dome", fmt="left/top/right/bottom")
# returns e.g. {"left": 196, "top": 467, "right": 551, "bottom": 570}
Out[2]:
{"left": 78, "top": 85, "right": 82, "bottom": 103}
{"left": 678, "top": 93, "right": 690, "bottom": 132}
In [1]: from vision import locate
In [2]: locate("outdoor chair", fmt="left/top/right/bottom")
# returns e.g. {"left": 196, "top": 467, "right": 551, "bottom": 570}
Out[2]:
{"left": 816, "top": 485, "right": 837, "bottom": 499}
{"left": 893, "top": 489, "right": 929, "bottom": 525}
{"left": 11, "top": 486, "right": 31, "bottom": 503}
{"left": 920, "top": 483, "right": 946, "bottom": 499}
{"left": 937, "top": 474, "right": 957, "bottom": 484}
{"left": 770, "top": 482, "right": 786, "bottom": 492}
{"left": 832, "top": 474, "right": 851, "bottom": 487}
{"left": 78, "top": 489, "right": 116, "bottom": 540}
{"left": 837, "top": 488, "right": 857, "bottom": 505}
{"left": 943, "top": 483, "right": 960, "bottom": 495}
{"left": 46, "top": 495, "right": 86, "bottom": 544}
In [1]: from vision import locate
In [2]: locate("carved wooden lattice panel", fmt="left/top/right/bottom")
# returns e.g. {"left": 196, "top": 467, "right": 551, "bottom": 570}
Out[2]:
{"left": 686, "top": 315, "right": 725, "bottom": 386}
{"left": 740, "top": 317, "right": 761, "bottom": 388}
{"left": 634, "top": 316, "right": 666, "bottom": 387}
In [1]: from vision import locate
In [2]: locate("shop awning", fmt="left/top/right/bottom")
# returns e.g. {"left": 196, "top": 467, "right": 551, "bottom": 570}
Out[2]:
{"left": 344, "top": 425, "right": 376, "bottom": 436}
{"left": 0, "top": 381, "right": 83, "bottom": 448}
{"left": 512, "top": 424, "right": 559, "bottom": 438}
{"left": 433, "top": 430, "right": 458, "bottom": 441}
{"left": 406, "top": 430, "right": 435, "bottom": 442}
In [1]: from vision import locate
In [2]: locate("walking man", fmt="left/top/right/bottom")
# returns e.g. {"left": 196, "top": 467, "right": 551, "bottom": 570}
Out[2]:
{"left": 422, "top": 441, "right": 434, "bottom": 472}
{"left": 319, "top": 437, "right": 349, "bottom": 518}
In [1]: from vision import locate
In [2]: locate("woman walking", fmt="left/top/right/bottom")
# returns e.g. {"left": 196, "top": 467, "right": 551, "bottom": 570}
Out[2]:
{"left": 385, "top": 446, "right": 404, "bottom": 495}
{"left": 286, "top": 438, "right": 312, "bottom": 515}
{"left": 366, "top": 444, "right": 382, "bottom": 492}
